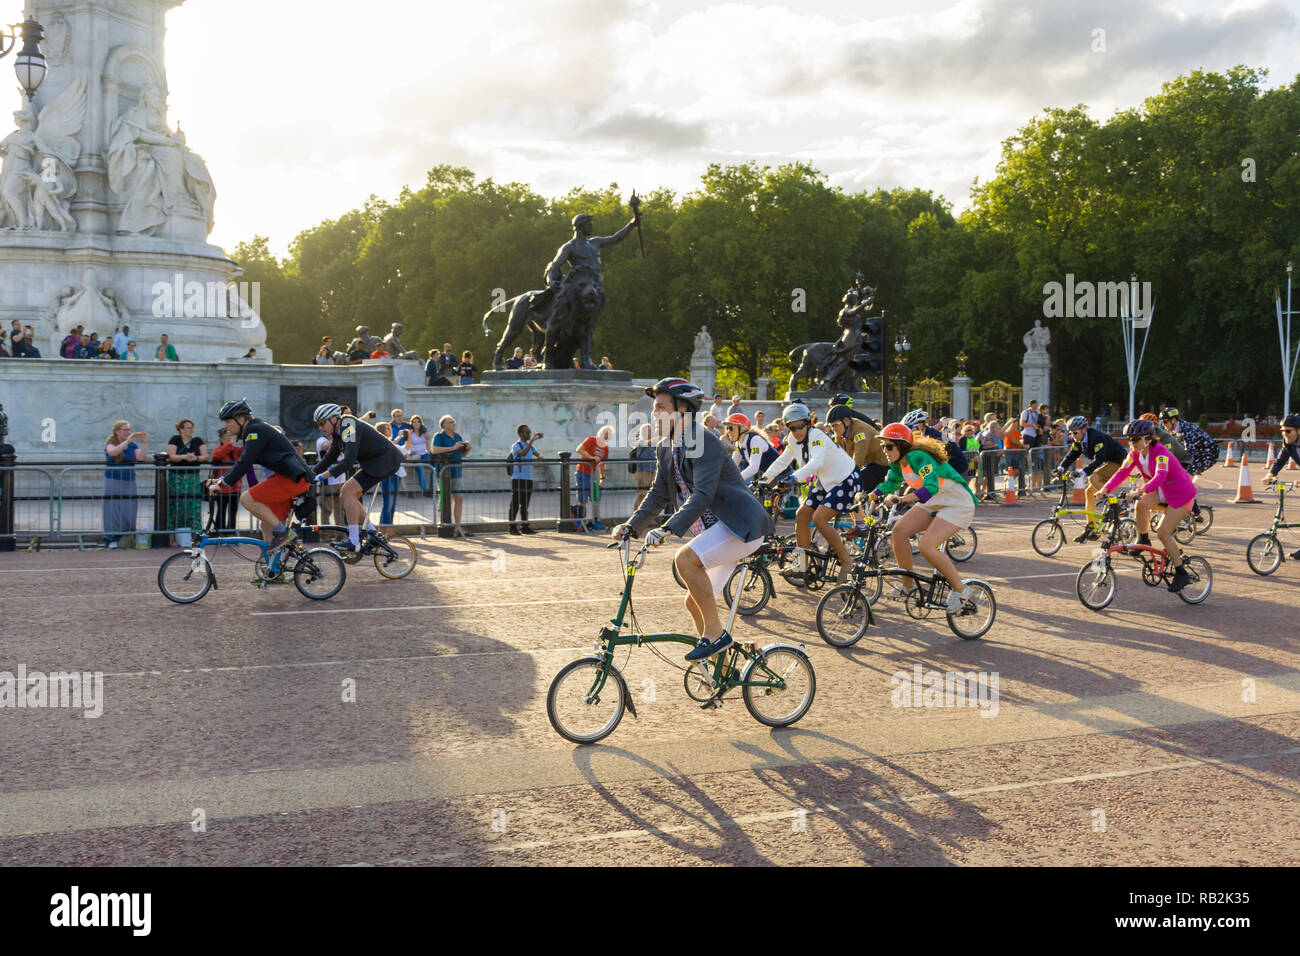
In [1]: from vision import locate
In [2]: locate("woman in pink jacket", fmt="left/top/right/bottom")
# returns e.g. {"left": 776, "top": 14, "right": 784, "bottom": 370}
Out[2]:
{"left": 1103, "top": 418, "right": 1198, "bottom": 592}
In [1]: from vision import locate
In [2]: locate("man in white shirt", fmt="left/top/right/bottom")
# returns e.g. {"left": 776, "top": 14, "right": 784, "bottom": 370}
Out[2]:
{"left": 112, "top": 325, "right": 131, "bottom": 359}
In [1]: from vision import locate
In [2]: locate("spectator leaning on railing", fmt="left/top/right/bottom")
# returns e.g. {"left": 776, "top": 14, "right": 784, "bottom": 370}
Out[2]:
{"left": 374, "top": 422, "right": 405, "bottom": 528}
{"left": 103, "top": 420, "right": 148, "bottom": 548}
{"left": 71, "top": 331, "right": 95, "bottom": 359}
{"left": 572, "top": 425, "right": 613, "bottom": 531}
{"left": 156, "top": 334, "right": 179, "bottom": 362}
{"left": 315, "top": 336, "right": 334, "bottom": 364}
{"left": 120, "top": 339, "right": 140, "bottom": 361}
{"left": 113, "top": 325, "right": 130, "bottom": 358}
{"left": 167, "top": 419, "right": 208, "bottom": 547}
{"left": 403, "top": 415, "right": 433, "bottom": 497}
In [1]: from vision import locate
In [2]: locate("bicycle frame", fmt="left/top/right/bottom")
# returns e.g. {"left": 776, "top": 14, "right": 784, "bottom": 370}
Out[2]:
{"left": 584, "top": 538, "right": 796, "bottom": 704}
{"left": 184, "top": 532, "right": 289, "bottom": 589}
{"left": 1265, "top": 484, "right": 1299, "bottom": 535}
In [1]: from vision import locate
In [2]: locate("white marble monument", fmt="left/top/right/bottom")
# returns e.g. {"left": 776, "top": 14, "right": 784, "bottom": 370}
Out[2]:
{"left": 689, "top": 325, "right": 716, "bottom": 397}
{"left": 1021, "top": 319, "right": 1051, "bottom": 407}
{"left": 0, "top": 0, "right": 265, "bottom": 362}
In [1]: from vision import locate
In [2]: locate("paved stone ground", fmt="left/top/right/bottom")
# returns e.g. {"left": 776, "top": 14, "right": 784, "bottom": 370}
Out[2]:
{"left": 1, "top": 462, "right": 1297, "bottom": 865}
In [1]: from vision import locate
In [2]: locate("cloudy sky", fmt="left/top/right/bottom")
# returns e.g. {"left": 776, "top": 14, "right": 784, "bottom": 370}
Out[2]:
{"left": 161, "top": 0, "right": 1300, "bottom": 257}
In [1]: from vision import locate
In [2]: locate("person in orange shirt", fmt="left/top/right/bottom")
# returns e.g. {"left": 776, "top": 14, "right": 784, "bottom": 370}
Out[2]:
{"left": 1002, "top": 418, "right": 1027, "bottom": 497}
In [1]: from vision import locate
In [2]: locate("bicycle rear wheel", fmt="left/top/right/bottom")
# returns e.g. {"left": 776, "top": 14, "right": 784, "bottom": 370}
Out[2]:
{"left": 946, "top": 581, "right": 996, "bottom": 640}
{"left": 1176, "top": 555, "right": 1212, "bottom": 604}
{"left": 293, "top": 547, "right": 347, "bottom": 600}
{"left": 374, "top": 535, "right": 418, "bottom": 579}
{"left": 815, "top": 584, "right": 872, "bottom": 647}
{"left": 548, "top": 658, "right": 625, "bottom": 743}
{"left": 723, "top": 565, "right": 773, "bottom": 616}
{"left": 1246, "top": 533, "right": 1282, "bottom": 576}
{"left": 672, "top": 559, "right": 686, "bottom": 590}
{"left": 946, "top": 527, "right": 977, "bottom": 562}
{"left": 1031, "top": 519, "right": 1064, "bottom": 556}
{"left": 1173, "top": 518, "right": 1196, "bottom": 546}
{"left": 1075, "top": 560, "right": 1116, "bottom": 611}
{"left": 1192, "top": 506, "right": 1214, "bottom": 534}
{"left": 158, "top": 552, "right": 212, "bottom": 604}
{"left": 742, "top": 647, "right": 816, "bottom": 727}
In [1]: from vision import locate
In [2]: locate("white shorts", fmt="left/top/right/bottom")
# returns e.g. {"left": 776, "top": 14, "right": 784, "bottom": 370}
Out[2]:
{"left": 684, "top": 521, "right": 765, "bottom": 596}
{"left": 918, "top": 482, "right": 976, "bottom": 529}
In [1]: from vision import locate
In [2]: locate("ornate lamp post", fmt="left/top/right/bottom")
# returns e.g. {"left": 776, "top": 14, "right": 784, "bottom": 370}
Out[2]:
{"left": 1, "top": 19, "right": 47, "bottom": 99}
{"left": 955, "top": 350, "right": 968, "bottom": 376}
{"left": 893, "top": 329, "right": 911, "bottom": 418}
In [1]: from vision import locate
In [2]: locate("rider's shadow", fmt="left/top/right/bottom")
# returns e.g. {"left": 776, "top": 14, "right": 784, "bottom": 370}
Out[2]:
{"left": 731, "top": 729, "right": 995, "bottom": 864}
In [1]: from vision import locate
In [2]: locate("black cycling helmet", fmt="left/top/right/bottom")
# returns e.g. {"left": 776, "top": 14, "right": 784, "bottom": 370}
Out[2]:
{"left": 218, "top": 398, "right": 252, "bottom": 420}
{"left": 830, "top": 393, "right": 853, "bottom": 407}
{"left": 826, "top": 404, "right": 854, "bottom": 424}
{"left": 1283, "top": 414, "right": 1300, "bottom": 430}
{"left": 1123, "top": 418, "right": 1156, "bottom": 440}
{"left": 1160, "top": 407, "right": 1180, "bottom": 421}
{"left": 645, "top": 377, "right": 705, "bottom": 412}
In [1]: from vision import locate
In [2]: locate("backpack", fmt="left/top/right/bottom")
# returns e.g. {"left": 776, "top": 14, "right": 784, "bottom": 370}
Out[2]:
{"left": 1180, "top": 422, "right": 1218, "bottom": 474}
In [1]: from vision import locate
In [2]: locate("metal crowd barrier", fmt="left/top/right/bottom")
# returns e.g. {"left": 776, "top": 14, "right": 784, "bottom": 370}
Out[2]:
{"left": 0, "top": 454, "right": 655, "bottom": 548}
{"left": 969, "top": 444, "right": 1068, "bottom": 501}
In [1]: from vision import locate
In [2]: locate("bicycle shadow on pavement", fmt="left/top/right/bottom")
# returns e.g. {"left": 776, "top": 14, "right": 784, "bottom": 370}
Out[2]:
{"left": 570, "top": 746, "right": 776, "bottom": 864}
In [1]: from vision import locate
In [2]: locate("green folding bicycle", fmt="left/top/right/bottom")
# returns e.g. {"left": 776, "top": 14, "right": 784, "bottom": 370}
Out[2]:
{"left": 546, "top": 535, "right": 817, "bottom": 744}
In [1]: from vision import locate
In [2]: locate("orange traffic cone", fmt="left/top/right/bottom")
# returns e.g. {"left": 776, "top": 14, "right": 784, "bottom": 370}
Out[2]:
{"left": 1071, "top": 474, "right": 1086, "bottom": 505}
{"left": 1266, "top": 442, "right": 1276, "bottom": 471}
{"left": 1234, "top": 457, "right": 1258, "bottom": 503}
{"left": 1003, "top": 466, "right": 1018, "bottom": 504}
{"left": 1224, "top": 442, "right": 1235, "bottom": 468}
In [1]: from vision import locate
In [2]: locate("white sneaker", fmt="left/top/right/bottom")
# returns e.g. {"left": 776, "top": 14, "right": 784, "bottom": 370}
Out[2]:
{"left": 946, "top": 586, "right": 971, "bottom": 612}
{"left": 106, "top": 541, "right": 119, "bottom": 550}
{"left": 888, "top": 582, "right": 918, "bottom": 601}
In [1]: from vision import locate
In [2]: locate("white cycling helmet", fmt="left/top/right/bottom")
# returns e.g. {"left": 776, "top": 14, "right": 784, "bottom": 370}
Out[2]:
{"left": 313, "top": 402, "right": 343, "bottom": 423}
{"left": 782, "top": 402, "right": 812, "bottom": 423}
{"left": 901, "top": 408, "right": 929, "bottom": 428}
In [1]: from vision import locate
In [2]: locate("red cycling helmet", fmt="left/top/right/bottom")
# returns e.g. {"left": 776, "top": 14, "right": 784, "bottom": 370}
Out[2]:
{"left": 880, "top": 422, "right": 913, "bottom": 443}
{"left": 725, "top": 413, "right": 751, "bottom": 429}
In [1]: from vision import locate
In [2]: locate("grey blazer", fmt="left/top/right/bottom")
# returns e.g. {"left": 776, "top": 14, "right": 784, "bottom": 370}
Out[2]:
{"left": 626, "top": 424, "right": 775, "bottom": 543}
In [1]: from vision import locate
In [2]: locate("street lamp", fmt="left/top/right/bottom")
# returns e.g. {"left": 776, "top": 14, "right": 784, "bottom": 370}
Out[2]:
{"left": 1119, "top": 273, "right": 1155, "bottom": 421}
{"left": 894, "top": 330, "right": 911, "bottom": 418}
{"left": 0, "top": 19, "right": 46, "bottom": 99}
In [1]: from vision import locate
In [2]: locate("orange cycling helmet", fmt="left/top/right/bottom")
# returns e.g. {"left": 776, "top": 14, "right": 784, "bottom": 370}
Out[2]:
{"left": 1140, "top": 412, "right": 1157, "bottom": 422}
{"left": 726, "top": 413, "right": 751, "bottom": 429}
{"left": 880, "top": 422, "right": 913, "bottom": 443}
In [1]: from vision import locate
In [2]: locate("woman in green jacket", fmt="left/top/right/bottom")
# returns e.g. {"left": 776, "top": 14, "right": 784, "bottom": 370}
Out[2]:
{"left": 870, "top": 422, "right": 979, "bottom": 611}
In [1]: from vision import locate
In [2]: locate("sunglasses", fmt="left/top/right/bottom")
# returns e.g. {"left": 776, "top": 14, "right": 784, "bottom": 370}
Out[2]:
{"left": 881, "top": 442, "right": 898, "bottom": 451}
{"left": 787, "top": 420, "right": 810, "bottom": 430}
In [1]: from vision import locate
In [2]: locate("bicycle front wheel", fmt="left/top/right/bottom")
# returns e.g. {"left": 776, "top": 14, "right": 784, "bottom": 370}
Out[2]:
{"left": 374, "top": 535, "right": 418, "bottom": 579}
{"left": 815, "top": 584, "right": 872, "bottom": 647}
{"left": 1246, "top": 533, "right": 1282, "bottom": 576}
{"left": 742, "top": 647, "right": 816, "bottom": 727}
{"left": 947, "top": 527, "right": 977, "bottom": 562}
{"left": 547, "top": 658, "right": 625, "bottom": 744}
{"left": 293, "top": 547, "right": 347, "bottom": 600}
{"left": 1177, "top": 555, "right": 1212, "bottom": 604}
{"left": 158, "top": 552, "right": 212, "bottom": 604}
{"left": 1076, "top": 560, "right": 1116, "bottom": 611}
{"left": 1031, "top": 519, "right": 1064, "bottom": 556}
{"left": 723, "top": 565, "right": 773, "bottom": 616}
{"left": 946, "top": 581, "right": 996, "bottom": 640}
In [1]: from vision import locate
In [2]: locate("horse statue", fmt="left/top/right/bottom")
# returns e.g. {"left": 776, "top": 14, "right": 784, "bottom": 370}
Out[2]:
{"left": 482, "top": 293, "right": 547, "bottom": 370}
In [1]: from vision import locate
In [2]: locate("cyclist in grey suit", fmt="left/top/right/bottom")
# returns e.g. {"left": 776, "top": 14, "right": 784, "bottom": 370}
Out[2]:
{"left": 614, "top": 378, "right": 775, "bottom": 662}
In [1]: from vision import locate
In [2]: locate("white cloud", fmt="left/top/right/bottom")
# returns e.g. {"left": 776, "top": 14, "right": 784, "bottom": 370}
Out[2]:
{"left": 154, "top": 0, "right": 1299, "bottom": 256}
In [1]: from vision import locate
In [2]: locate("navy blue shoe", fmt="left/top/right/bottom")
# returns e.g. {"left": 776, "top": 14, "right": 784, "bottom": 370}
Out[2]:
{"left": 685, "top": 631, "right": 733, "bottom": 662}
